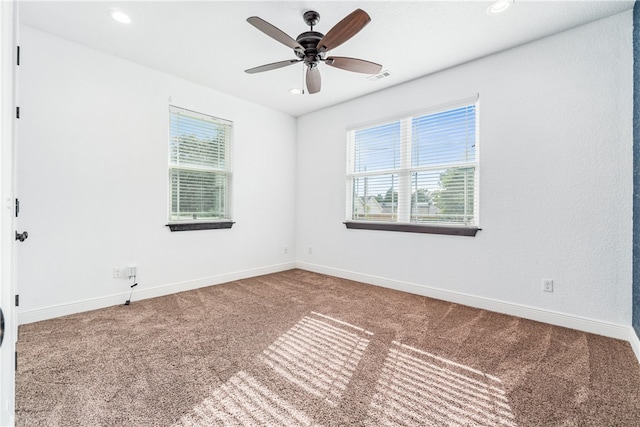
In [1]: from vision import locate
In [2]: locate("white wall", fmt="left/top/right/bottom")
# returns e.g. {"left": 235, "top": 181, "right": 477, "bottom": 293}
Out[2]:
{"left": 296, "top": 12, "right": 633, "bottom": 327}
{"left": 17, "top": 27, "right": 297, "bottom": 322}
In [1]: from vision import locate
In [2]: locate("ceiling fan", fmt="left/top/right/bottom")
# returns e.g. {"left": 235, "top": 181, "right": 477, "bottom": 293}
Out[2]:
{"left": 244, "top": 9, "right": 383, "bottom": 94}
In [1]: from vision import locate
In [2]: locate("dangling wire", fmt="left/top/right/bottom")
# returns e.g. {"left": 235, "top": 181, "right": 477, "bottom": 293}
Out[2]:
{"left": 124, "top": 273, "right": 138, "bottom": 306}
{"left": 301, "top": 64, "right": 306, "bottom": 95}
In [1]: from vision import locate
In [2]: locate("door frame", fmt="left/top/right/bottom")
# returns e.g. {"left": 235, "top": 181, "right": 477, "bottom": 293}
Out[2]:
{"left": 0, "top": 0, "right": 17, "bottom": 425}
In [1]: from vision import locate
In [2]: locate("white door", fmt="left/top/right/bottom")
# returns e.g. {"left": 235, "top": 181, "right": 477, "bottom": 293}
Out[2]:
{"left": 0, "top": 0, "right": 18, "bottom": 425}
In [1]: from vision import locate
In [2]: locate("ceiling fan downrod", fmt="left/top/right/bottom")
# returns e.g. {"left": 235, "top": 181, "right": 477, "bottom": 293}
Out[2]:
{"left": 296, "top": 11, "right": 324, "bottom": 68}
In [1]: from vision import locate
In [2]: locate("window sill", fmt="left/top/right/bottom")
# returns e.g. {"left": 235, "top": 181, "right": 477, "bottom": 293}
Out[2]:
{"left": 344, "top": 221, "right": 480, "bottom": 236}
{"left": 166, "top": 221, "right": 235, "bottom": 232}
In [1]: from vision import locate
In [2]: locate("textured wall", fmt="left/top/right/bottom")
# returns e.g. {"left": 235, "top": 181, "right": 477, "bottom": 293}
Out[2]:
{"left": 296, "top": 12, "right": 633, "bottom": 325}
{"left": 633, "top": 2, "right": 640, "bottom": 338}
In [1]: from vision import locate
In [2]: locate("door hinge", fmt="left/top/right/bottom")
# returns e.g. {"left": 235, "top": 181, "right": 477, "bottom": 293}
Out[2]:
{"left": 15, "top": 294, "right": 19, "bottom": 307}
{"left": 16, "top": 45, "right": 20, "bottom": 66}
{"left": 16, "top": 106, "right": 19, "bottom": 119}
{"left": 15, "top": 198, "right": 19, "bottom": 218}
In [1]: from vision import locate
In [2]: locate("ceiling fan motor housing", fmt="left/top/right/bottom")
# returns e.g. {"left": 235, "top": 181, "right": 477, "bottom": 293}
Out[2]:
{"left": 295, "top": 31, "right": 325, "bottom": 67}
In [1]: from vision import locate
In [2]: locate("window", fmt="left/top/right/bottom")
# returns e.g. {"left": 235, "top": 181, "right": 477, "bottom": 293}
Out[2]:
{"left": 346, "top": 97, "right": 479, "bottom": 236}
{"left": 168, "top": 106, "right": 233, "bottom": 231}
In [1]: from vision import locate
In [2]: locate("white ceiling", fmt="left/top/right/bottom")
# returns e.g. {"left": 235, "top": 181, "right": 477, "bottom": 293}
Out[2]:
{"left": 19, "top": 1, "right": 633, "bottom": 117}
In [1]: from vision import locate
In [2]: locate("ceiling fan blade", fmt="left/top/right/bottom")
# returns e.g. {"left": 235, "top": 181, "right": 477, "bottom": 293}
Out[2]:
{"left": 325, "top": 57, "right": 382, "bottom": 74}
{"left": 317, "top": 9, "right": 371, "bottom": 53}
{"left": 247, "top": 16, "right": 304, "bottom": 52}
{"left": 306, "top": 67, "right": 321, "bottom": 94}
{"left": 245, "top": 59, "right": 301, "bottom": 74}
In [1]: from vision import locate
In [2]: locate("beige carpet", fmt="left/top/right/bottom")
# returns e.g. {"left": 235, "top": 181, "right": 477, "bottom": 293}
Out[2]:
{"left": 15, "top": 269, "right": 640, "bottom": 426}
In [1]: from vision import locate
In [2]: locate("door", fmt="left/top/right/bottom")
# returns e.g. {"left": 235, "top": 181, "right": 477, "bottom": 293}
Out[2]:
{"left": 0, "top": 1, "right": 18, "bottom": 425}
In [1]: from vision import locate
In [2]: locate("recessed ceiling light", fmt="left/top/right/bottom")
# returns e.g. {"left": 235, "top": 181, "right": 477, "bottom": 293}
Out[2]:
{"left": 289, "top": 88, "right": 302, "bottom": 95}
{"left": 487, "top": 0, "right": 513, "bottom": 15}
{"left": 109, "top": 9, "right": 131, "bottom": 24}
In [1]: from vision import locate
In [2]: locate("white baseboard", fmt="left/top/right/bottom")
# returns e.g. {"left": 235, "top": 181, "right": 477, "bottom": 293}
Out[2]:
{"left": 629, "top": 328, "right": 640, "bottom": 364}
{"left": 18, "top": 259, "right": 640, "bottom": 365}
{"left": 18, "top": 262, "right": 297, "bottom": 325}
{"left": 18, "top": 293, "right": 129, "bottom": 325}
{"left": 296, "top": 262, "right": 632, "bottom": 342}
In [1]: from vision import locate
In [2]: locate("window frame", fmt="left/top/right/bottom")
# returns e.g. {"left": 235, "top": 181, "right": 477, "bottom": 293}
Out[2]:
{"left": 166, "top": 105, "right": 234, "bottom": 232}
{"left": 345, "top": 96, "right": 480, "bottom": 236}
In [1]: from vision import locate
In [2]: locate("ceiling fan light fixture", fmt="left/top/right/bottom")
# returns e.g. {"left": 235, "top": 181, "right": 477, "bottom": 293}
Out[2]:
{"left": 487, "top": 0, "right": 513, "bottom": 15}
{"left": 109, "top": 9, "right": 131, "bottom": 24}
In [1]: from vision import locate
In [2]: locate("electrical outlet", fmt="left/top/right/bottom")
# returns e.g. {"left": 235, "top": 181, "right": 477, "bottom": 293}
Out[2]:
{"left": 284, "top": 247, "right": 288, "bottom": 255}
{"left": 113, "top": 268, "right": 121, "bottom": 279}
{"left": 543, "top": 279, "right": 554, "bottom": 293}
{"left": 308, "top": 247, "right": 313, "bottom": 255}
{"left": 127, "top": 265, "right": 137, "bottom": 278}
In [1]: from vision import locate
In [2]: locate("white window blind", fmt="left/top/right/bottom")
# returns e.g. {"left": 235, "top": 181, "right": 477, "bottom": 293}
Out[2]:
{"left": 168, "top": 106, "right": 233, "bottom": 223}
{"left": 347, "top": 99, "right": 478, "bottom": 227}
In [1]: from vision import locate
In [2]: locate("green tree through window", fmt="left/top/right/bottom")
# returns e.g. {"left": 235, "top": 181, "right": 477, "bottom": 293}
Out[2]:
{"left": 432, "top": 167, "right": 475, "bottom": 222}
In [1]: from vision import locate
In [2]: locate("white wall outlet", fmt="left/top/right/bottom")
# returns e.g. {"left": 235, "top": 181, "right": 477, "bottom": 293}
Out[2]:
{"left": 113, "top": 268, "right": 121, "bottom": 279}
{"left": 308, "top": 247, "right": 313, "bottom": 255}
{"left": 127, "top": 265, "right": 137, "bottom": 278}
{"left": 284, "top": 247, "right": 288, "bottom": 255}
{"left": 543, "top": 279, "right": 554, "bottom": 293}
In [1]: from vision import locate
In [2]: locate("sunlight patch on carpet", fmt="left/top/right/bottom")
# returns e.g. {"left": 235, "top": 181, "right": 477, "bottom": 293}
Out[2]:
{"left": 365, "top": 341, "right": 517, "bottom": 426}
{"left": 260, "top": 312, "right": 371, "bottom": 406}
{"left": 171, "top": 371, "right": 318, "bottom": 427}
